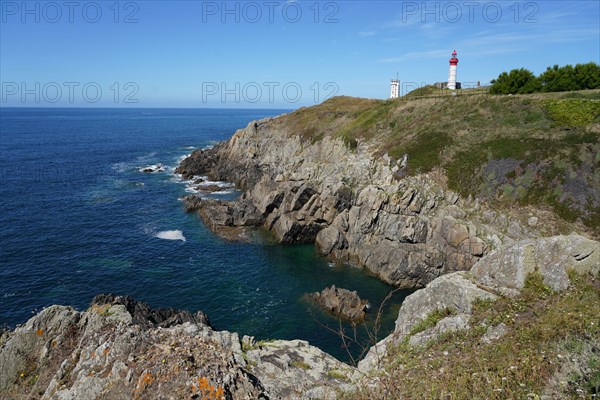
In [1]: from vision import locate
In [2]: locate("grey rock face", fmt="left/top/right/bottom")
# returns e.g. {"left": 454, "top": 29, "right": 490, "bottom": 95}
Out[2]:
{"left": 471, "top": 234, "right": 600, "bottom": 295}
{"left": 392, "top": 272, "right": 496, "bottom": 338}
{"left": 243, "top": 338, "right": 355, "bottom": 400}
{"left": 177, "top": 118, "right": 520, "bottom": 289}
{"left": 0, "top": 295, "right": 356, "bottom": 400}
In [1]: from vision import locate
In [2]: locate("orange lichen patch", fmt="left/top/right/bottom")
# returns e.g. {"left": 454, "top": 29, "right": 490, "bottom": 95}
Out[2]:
{"left": 142, "top": 372, "right": 153, "bottom": 385}
{"left": 91, "top": 351, "right": 96, "bottom": 358}
{"left": 192, "top": 376, "right": 225, "bottom": 400}
{"left": 133, "top": 371, "right": 155, "bottom": 399}
{"left": 103, "top": 347, "right": 110, "bottom": 356}
{"left": 36, "top": 328, "right": 44, "bottom": 337}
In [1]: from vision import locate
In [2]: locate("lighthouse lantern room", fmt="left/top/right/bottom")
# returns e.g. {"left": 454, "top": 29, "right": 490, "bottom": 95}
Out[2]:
{"left": 448, "top": 50, "right": 459, "bottom": 90}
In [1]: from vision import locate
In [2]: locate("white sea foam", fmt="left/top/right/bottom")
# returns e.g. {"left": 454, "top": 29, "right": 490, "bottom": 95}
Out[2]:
{"left": 137, "top": 152, "right": 157, "bottom": 161}
{"left": 211, "top": 189, "right": 235, "bottom": 195}
{"left": 138, "top": 163, "right": 165, "bottom": 173}
{"left": 177, "top": 153, "right": 191, "bottom": 163}
{"left": 111, "top": 162, "right": 130, "bottom": 173}
{"left": 155, "top": 230, "right": 186, "bottom": 241}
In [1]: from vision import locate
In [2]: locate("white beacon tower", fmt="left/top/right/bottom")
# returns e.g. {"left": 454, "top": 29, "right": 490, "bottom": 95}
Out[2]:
{"left": 448, "top": 50, "right": 459, "bottom": 90}
{"left": 390, "top": 75, "right": 399, "bottom": 99}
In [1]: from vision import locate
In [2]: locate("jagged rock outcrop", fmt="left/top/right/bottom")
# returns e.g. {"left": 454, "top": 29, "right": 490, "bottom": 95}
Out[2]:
{"left": 183, "top": 195, "right": 263, "bottom": 241}
{"left": 0, "top": 295, "right": 355, "bottom": 400}
{"left": 176, "top": 118, "right": 537, "bottom": 289}
{"left": 310, "top": 285, "right": 369, "bottom": 322}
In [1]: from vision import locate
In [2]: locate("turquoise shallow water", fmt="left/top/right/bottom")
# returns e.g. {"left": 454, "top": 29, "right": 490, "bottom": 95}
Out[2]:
{"left": 0, "top": 108, "right": 410, "bottom": 361}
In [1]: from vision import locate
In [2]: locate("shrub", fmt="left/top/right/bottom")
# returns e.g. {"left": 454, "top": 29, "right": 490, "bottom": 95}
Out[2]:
{"left": 490, "top": 68, "right": 541, "bottom": 95}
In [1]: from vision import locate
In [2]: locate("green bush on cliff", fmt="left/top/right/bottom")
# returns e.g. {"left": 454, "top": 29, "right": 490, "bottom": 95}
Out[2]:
{"left": 490, "top": 62, "right": 600, "bottom": 95}
{"left": 490, "top": 68, "right": 541, "bottom": 95}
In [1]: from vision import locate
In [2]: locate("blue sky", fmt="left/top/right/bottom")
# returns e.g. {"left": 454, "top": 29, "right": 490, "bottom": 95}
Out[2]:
{"left": 1, "top": 0, "right": 598, "bottom": 108}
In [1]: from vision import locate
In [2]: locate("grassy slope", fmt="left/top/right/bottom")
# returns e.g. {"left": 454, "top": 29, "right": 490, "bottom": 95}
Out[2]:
{"left": 346, "top": 273, "right": 600, "bottom": 399}
{"left": 274, "top": 89, "right": 600, "bottom": 236}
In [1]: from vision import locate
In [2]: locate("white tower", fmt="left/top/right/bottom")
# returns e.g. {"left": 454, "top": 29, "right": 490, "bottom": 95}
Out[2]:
{"left": 448, "top": 50, "right": 459, "bottom": 90}
{"left": 390, "top": 75, "right": 399, "bottom": 98}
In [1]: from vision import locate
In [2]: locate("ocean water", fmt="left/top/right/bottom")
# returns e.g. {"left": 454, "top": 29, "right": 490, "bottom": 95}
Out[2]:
{"left": 0, "top": 108, "right": 409, "bottom": 361}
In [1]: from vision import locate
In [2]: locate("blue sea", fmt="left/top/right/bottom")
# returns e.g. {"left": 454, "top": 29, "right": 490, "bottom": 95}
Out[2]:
{"left": 0, "top": 108, "right": 408, "bottom": 361}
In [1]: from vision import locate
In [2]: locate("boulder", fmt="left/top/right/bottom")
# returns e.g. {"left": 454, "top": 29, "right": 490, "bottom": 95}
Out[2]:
{"left": 243, "top": 338, "right": 355, "bottom": 400}
{"left": 315, "top": 226, "right": 347, "bottom": 256}
{"left": 408, "top": 314, "right": 470, "bottom": 347}
{"left": 393, "top": 272, "right": 496, "bottom": 338}
{"left": 310, "top": 285, "right": 369, "bottom": 322}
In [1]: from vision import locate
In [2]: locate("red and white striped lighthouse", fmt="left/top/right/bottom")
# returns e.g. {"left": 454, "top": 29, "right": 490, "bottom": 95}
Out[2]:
{"left": 448, "top": 50, "right": 459, "bottom": 90}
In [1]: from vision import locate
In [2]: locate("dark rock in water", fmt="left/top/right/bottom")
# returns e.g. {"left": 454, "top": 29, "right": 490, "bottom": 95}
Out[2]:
{"left": 175, "top": 147, "right": 222, "bottom": 180}
{"left": 193, "top": 178, "right": 205, "bottom": 184}
{"left": 311, "top": 285, "right": 369, "bottom": 322}
{"left": 182, "top": 195, "right": 263, "bottom": 241}
{"left": 195, "top": 184, "right": 224, "bottom": 192}
{"left": 183, "top": 195, "right": 203, "bottom": 213}
{"left": 142, "top": 164, "right": 164, "bottom": 173}
{"left": 91, "top": 294, "right": 211, "bottom": 329}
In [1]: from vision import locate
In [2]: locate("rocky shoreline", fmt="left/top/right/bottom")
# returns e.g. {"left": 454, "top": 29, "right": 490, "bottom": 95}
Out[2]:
{"left": 176, "top": 117, "right": 542, "bottom": 289}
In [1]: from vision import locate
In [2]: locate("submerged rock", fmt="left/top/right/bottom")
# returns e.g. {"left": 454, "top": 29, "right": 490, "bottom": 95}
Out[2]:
{"left": 311, "top": 285, "right": 369, "bottom": 322}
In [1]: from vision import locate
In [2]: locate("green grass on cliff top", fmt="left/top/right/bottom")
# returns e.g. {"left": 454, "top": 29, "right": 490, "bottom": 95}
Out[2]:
{"left": 273, "top": 88, "right": 600, "bottom": 235}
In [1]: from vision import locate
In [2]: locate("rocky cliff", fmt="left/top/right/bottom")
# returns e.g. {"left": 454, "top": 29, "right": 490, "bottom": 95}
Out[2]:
{"left": 176, "top": 111, "right": 545, "bottom": 288}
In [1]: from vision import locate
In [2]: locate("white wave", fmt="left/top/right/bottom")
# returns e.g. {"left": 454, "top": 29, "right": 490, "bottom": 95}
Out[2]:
{"left": 137, "top": 152, "right": 157, "bottom": 161}
{"left": 212, "top": 189, "right": 235, "bottom": 195}
{"left": 111, "top": 162, "right": 130, "bottom": 173}
{"left": 197, "top": 180, "right": 235, "bottom": 188}
{"left": 155, "top": 230, "right": 186, "bottom": 242}
{"left": 138, "top": 163, "right": 165, "bottom": 173}
{"left": 177, "top": 153, "right": 191, "bottom": 163}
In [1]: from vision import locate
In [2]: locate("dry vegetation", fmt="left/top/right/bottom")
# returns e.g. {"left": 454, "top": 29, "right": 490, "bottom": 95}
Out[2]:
{"left": 346, "top": 273, "right": 600, "bottom": 399}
